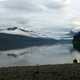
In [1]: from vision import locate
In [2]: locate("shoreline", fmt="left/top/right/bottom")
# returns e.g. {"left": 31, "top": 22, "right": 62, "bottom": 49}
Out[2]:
{"left": 0, "top": 63, "right": 80, "bottom": 80}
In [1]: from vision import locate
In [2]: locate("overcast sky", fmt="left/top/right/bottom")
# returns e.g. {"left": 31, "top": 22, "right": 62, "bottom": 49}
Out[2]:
{"left": 70, "top": 0, "right": 80, "bottom": 17}
{"left": 0, "top": 0, "right": 79, "bottom": 29}
{"left": 0, "top": 0, "right": 70, "bottom": 14}
{"left": 0, "top": 0, "right": 79, "bottom": 17}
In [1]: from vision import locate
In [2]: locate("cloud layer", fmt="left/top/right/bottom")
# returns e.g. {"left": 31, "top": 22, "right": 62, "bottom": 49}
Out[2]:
{"left": 0, "top": 0, "right": 71, "bottom": 32}
{"left": 1, "top": 0, "right": 69, "bottom": 12}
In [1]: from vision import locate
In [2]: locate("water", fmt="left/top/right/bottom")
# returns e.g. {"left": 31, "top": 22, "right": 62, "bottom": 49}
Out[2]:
{"left": 0, "top": 24, "right": 74, "bottom": 66}
{"left": 0, "top": 0, "right": 78, "bottom": 66}
{"left": 0, "top": 13, "right": 75, "bottom": 66}
{"left": 0, "top": 42, "right": 73, "bottom": 66}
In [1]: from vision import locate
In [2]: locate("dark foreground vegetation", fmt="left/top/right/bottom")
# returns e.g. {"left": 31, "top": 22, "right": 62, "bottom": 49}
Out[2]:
{"left": 0, "top": 64, "right": 80, "bottom": 80}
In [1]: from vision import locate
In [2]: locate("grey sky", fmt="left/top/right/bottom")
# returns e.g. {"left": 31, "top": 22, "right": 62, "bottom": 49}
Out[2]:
{"left": 0, "top": 0, "right": 79, "bottom": 17}
{"left": 0, "top": 0, "right": 69, "bottom": 12}
{"left": 0, "top": 0, "right": 79, "bottom": 30}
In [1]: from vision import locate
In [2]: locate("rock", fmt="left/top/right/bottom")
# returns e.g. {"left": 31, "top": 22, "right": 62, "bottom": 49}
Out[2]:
{"left": 7, "top": 27, "right": 17, "bottom": 31}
